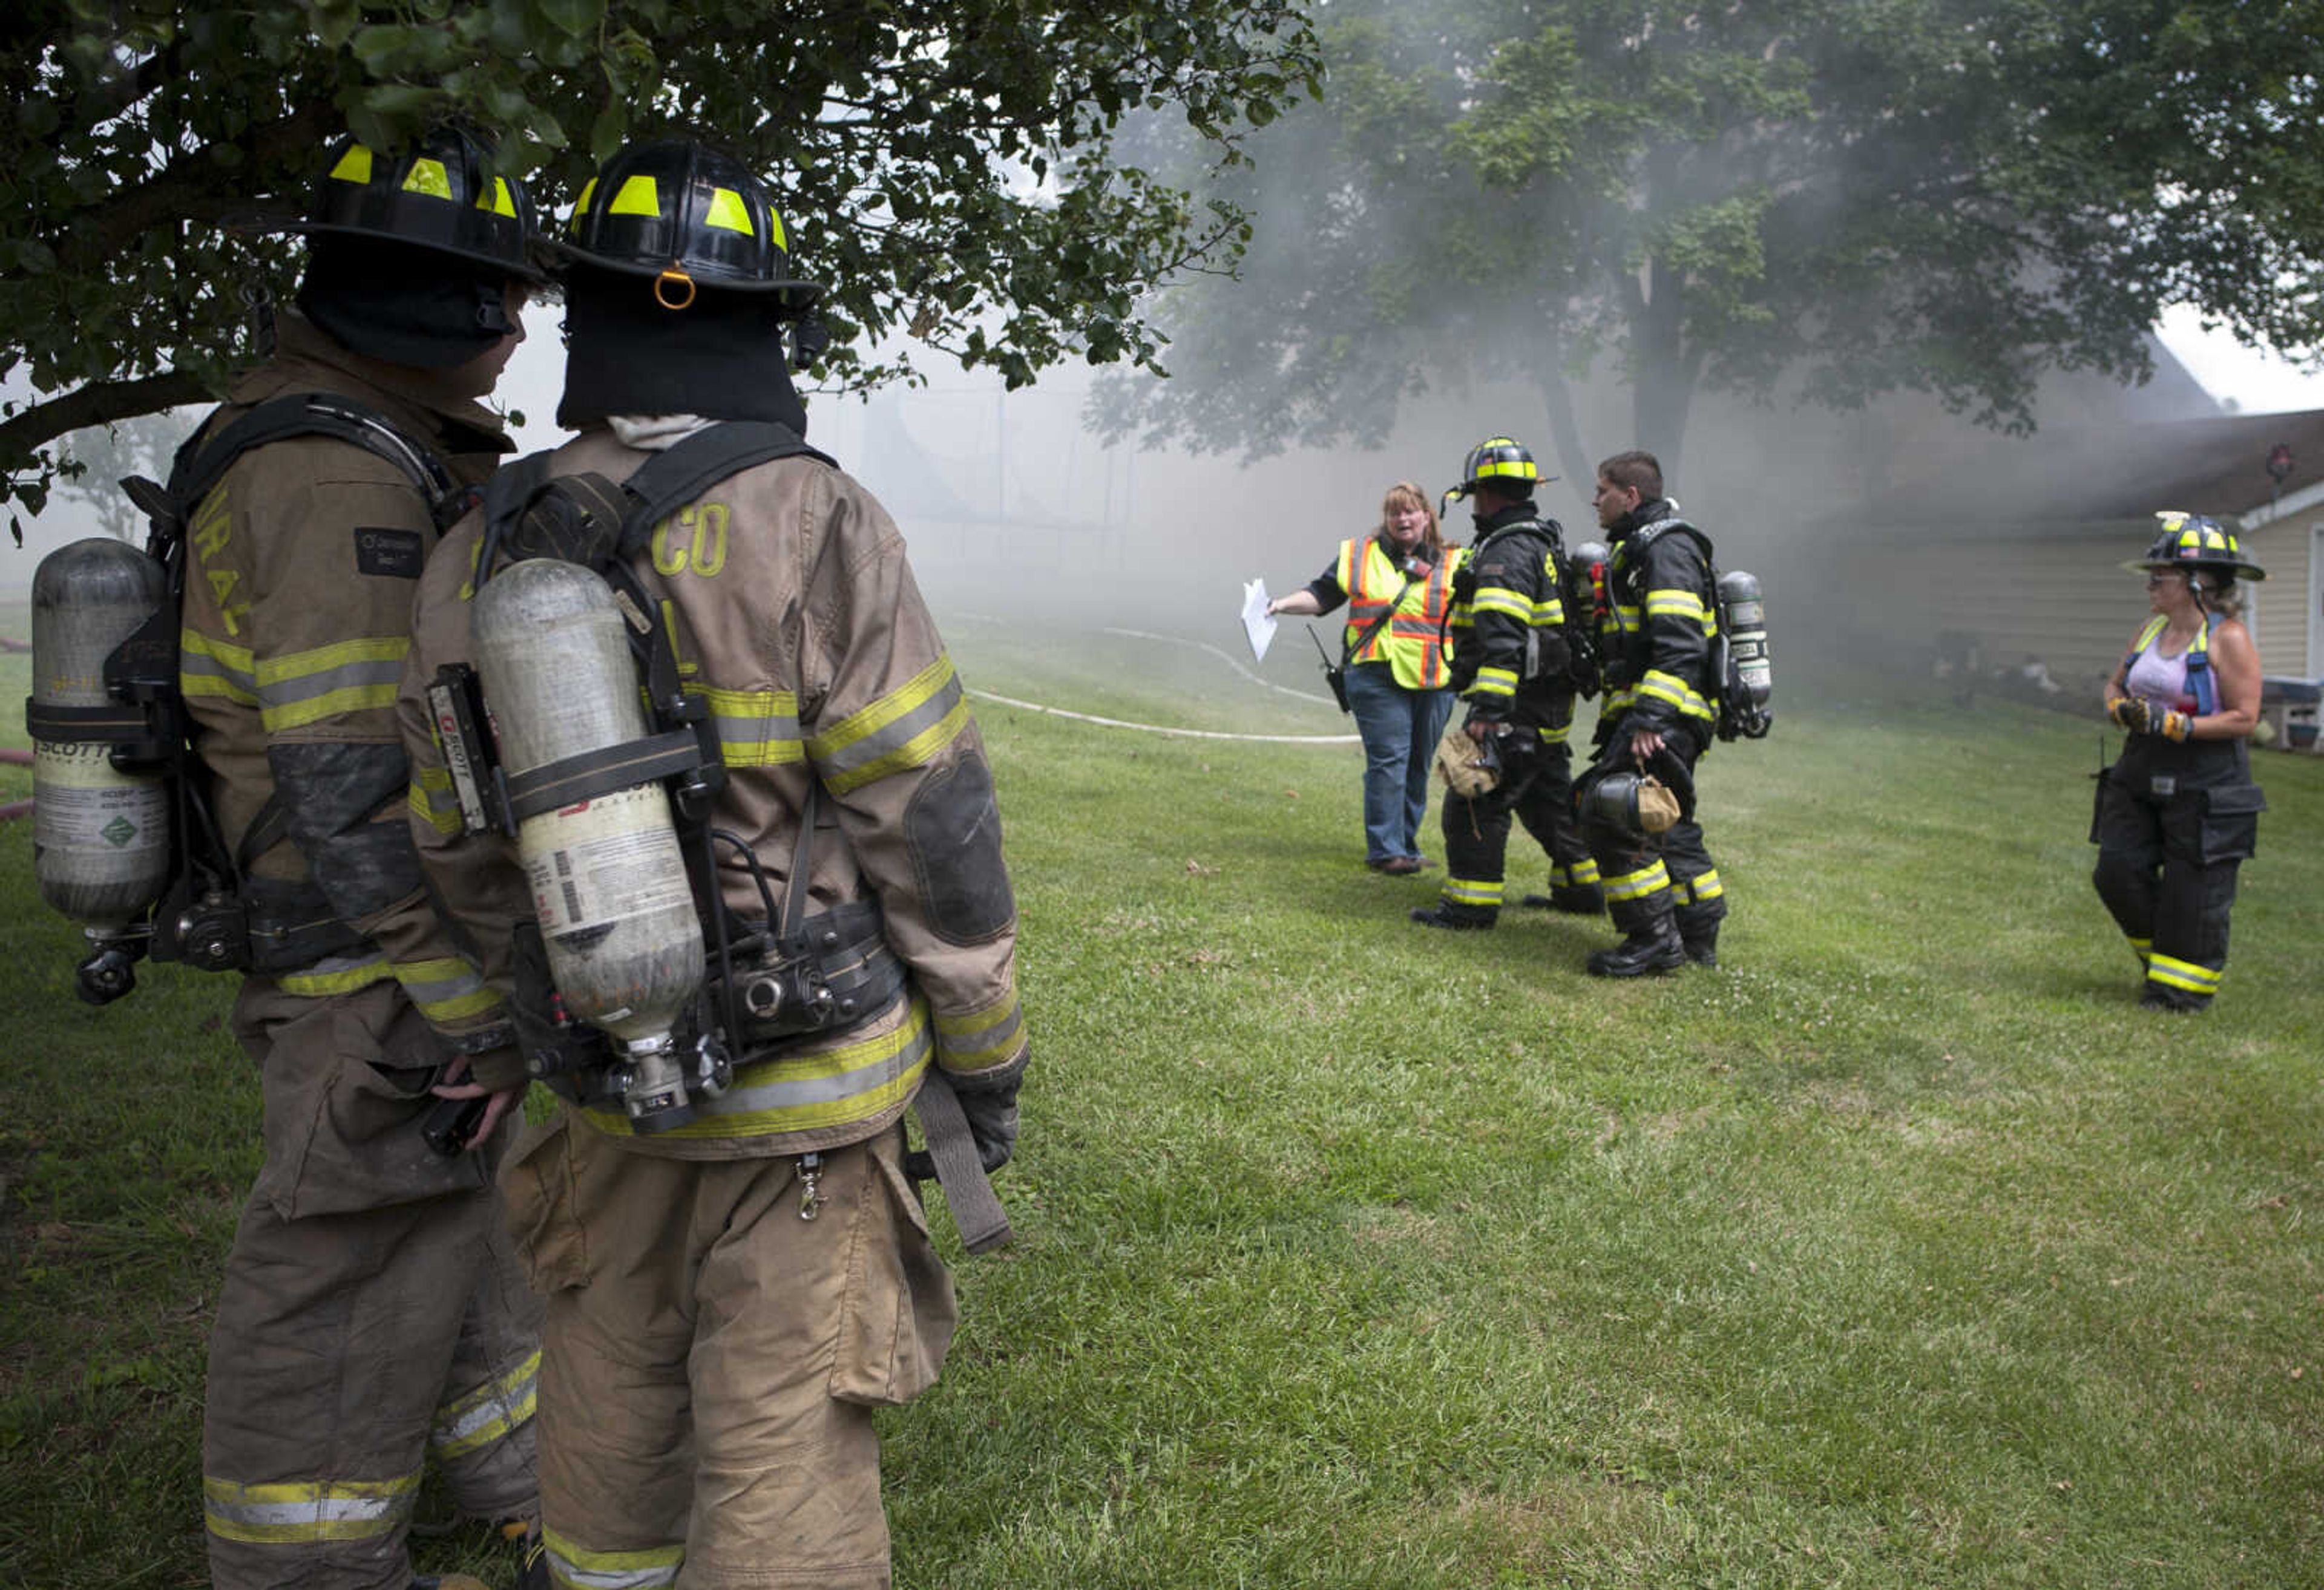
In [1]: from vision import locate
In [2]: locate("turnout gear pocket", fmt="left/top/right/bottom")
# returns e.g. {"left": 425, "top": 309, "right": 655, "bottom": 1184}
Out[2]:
{"left": 830, "top": 1132, "right": 957, "bottom": 1408}
{"left": 500, "top": 1113, "right": 592, "bottom": 1294}
{"left": 2198, "top": 784, "right": 2266, "bottom": 864}
{"left": 252, "top": 987, "right": 488, "bottom": 1219}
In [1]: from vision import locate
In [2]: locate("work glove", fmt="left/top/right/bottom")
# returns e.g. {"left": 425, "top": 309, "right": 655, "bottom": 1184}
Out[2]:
{"left": 2108, "top": 695, "right": 2193, "bottom": 742}
{"left": 906, "top": 1068, "right": 1021, "bottom": 1179}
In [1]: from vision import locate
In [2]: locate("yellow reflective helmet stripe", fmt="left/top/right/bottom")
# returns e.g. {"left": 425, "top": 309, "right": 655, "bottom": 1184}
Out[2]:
{"left": 703, "top": 186, "right": 754, "bottom": 236}
{"left": 402, "top": 157, "right": 453, "bottom": 200}
{"left": 329, "top": 145, "right": 375, "bottom": 185}
{"left": 610, "top": 174, "right": 660, "bottom": 217}
{"left": 478, "top": 176, "right": 518, "bottom": 217}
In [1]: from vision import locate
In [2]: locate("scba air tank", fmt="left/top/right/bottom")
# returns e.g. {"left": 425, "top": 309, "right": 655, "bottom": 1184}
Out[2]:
{"left": 29, "top": 539, "right": 171, "bottom": 998}
{"left": 473, "top": 559, "right": 706, "bottom": 1132}
{"left": 1717, "top": 569, "right": 1773, "bottom": 715}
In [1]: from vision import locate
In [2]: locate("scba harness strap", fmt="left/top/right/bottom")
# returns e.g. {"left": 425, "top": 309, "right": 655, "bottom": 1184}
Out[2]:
{"left": 1617, "top": 515, "right": 1771, "bottom": 743}
{"left": 459, "top": 424, "right": 1011, "bottom": 1245}
{"left": 24, "top": 393, "right": 477, "bottom": 979}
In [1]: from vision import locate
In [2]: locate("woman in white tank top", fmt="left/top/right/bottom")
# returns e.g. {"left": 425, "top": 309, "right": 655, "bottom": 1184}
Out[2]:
{"left": 2092, "top": 512, "right": 2266, "bottom": 1012}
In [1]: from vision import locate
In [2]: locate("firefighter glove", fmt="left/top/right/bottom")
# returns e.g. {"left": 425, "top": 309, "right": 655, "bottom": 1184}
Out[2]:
{"left": 2109, "top": 695, "right": 2193, "bottom": 741}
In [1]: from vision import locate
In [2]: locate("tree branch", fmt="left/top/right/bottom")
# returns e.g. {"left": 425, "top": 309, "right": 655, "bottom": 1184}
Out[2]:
{"left": 0, "top": 369, "right": 213, "bottom": 476}
{"left": 54, "top": 99, "right": 339, "bottom": 275}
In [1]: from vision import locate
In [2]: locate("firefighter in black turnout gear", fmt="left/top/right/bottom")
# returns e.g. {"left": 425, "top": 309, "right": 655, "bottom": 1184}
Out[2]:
{"left": 1410, "top": 437, "right": 1603, "bottom": 931}
{"left": 1579, "top": 450, "right": 1727, "bottom": 975}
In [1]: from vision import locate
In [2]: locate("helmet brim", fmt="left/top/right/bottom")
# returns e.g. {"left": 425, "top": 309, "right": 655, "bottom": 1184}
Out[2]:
{"left": 542, "top": 238, "right": 820, "bottom": 308}
{"left": 2122, "top": 556, "right": 2268, "bottom": 582}
{"left": 230, "top": 212, "right": 550, "bottom": 283}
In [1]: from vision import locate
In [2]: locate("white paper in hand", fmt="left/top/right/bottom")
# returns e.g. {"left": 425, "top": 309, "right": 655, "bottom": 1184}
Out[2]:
{"left": 1241, "top": 578, "right": 1277, "bottom": 662}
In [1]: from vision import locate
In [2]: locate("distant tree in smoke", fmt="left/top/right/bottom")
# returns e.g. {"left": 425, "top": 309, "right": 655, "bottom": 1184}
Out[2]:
{"left": 1092, "top": 0, "right": 2324, "bottom": 482}
{"left": 1, "top": 0, "right": 1321, "bottom": 517}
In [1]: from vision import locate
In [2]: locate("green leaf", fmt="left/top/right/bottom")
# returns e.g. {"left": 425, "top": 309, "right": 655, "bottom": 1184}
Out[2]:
{"left": 536, "top": 0, "right": 602, "bottom": 41}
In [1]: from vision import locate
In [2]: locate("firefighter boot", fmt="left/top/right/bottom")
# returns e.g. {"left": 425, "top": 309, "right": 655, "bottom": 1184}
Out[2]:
{"left": 412, "top": 1576, "right": 491, "bottom": 1590}
{"left": 1680, "top": 920, "right": 1719, "bottom": 968}
{"left": 1519, "top": 886, "right": 1606, "bottom": 914}
{"left": 1586, "top": 911, "right": 1685, "bottom": 977}
{"left": 1411, "top": 904, "right": 1495, "bottom": 932}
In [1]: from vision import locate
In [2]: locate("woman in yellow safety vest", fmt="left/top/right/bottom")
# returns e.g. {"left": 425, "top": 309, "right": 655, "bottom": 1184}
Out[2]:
{"left": 1268, "top": 482, "right": 1463, "bottom": 873}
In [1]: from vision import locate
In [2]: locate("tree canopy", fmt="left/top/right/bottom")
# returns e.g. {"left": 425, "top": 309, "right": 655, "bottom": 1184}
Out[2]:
{"left": 1094, "top": 0, "right": 2324, "bottom": 483}
{"left": 1, "top": 0, "right": 1319, "bottom": 515}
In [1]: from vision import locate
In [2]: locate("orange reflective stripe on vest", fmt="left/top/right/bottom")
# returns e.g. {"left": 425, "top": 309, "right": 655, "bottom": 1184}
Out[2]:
{"left": 1334, "top": 537, "right": 1455, "bottom": 689}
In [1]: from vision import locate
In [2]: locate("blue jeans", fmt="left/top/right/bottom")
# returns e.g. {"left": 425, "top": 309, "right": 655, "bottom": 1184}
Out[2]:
{"left": 1345, "top": 661, "right": 1454, "bottom": 863}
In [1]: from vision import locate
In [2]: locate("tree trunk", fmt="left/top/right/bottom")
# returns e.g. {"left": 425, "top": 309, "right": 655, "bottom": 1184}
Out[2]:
{"left": 1531, "top": 362, "right": 1594, "bottom": 512}
{"left": 1630, "top": 252, "right": 1698, "bottom": 482}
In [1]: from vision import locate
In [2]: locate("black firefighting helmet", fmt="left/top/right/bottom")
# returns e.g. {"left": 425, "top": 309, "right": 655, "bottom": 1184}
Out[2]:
{"left": 2122, "top": 511, "right": 2267, "bottom": 582}
{"left": 1445, "top": 436, "right": 1550, "bottom": 504}
{"left": 280, "top": 127, "right": 543, "bottom": 281}
{"left": 552, "top": 139, "right": 819, "bottom": 312}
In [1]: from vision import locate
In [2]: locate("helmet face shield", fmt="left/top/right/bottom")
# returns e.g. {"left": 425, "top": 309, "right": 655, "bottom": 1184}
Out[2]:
{"left": 553, "top": 140, "right": 819, "bottom": 310}
{"left": 285, "top": 129, "right": 543, "bottom": 282}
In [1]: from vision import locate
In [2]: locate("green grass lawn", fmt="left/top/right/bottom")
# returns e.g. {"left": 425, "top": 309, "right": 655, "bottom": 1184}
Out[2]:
{"left": 4, "top": 614, "right": 2320, "bottom": 1587}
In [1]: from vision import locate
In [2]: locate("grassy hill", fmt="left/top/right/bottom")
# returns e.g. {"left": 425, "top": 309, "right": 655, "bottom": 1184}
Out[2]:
{"left": 4, "top": 617, "right": 2320, "bottom": 1586}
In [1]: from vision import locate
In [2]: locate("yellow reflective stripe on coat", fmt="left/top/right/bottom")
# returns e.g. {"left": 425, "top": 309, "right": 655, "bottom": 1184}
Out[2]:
{"left": 275, "top": 950, "right": 392, "bottom": 999}
{"left": 203, "top": 1473, "right": 419, "bottom": 1544}
{"left": 1531, "top": 593, "right": 1567, "bottom": 626}
{"left": 393, "top": 956, "right": 501, "bottom": 1024}
{"left": 1636, "top": 669, "right": 1715, "bottom": 722}
{"left": 1469, "top": 665, "right": 1518, "bottom": 699}
{"left": 807, "top": 655, "right": 969, "bottom": 794}
{"left": 432, "top": 1348, "right": 540, "bottom": 1461}
{"left": 694, "top": 683, "right": 805, "bottom": 767}
{"left": 1469, "top": 584, "right": 1532, "bottom": 622}
{"left": 582, "top": 997, "right": 933, "bottom": 1140}
{"left": 1604, "top": 860, "right": 1671, "bottom": 902}
{"left": 1535, "top": 722, "right": 1571, "bottom": 746}
{"left": 256, "top": 635, "right": 410, "bottom": 731}
{"left": 182, "top": 630, "right": 261, "bottom": 705}
{"left": 2145, "top": 953, "right": 2221, "bottom": 994}
{"left": 543, "top": 1525, "right": 685, "bottom": 1590}
{"left": 1643, "top": 587, "right": 1716, "bottom": 630}
{"left": 934, "top": 987, "right": 1024, "bottom": 1072}
{"left": 409, "top": 765, "right": 463, "bottom": 836}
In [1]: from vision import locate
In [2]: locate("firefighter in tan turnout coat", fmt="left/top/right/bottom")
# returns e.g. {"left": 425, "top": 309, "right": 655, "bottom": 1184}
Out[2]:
{"left": 183, "top": 129, "right": 544, "bottom": 1590}
{"left": 397, "top": 140, "right": 1028, "bottom": 1589}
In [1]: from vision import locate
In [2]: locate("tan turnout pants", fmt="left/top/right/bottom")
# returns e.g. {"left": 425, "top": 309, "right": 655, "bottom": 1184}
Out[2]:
{"left": 203, "top": 978, "right": 543, "bottom": 1590}
{"left": 502, "top": 1114, "right": 957, "bottom": 1590}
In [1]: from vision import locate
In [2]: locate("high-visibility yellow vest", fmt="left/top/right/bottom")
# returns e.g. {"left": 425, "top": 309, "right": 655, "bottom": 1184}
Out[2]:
{"left": 1333, "top": 537, "right": 1461, "bottom": 691}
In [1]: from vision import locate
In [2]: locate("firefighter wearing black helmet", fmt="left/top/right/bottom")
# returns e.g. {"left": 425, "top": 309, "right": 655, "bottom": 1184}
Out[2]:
{"left": 398, "top": 137, "right": 1027, "bottom": 1589}
{"left": 2092, "top": 512, "right": 2268, "bottom": 1011}
{"left": 1577, "top": 450, "right": 1728, "bottom": 975}
{"left": 1410, "top": 437, "right": 1603, "bottom": 930}
{"left": 179, "top": 128, "right": 545, "bottom": 1590}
